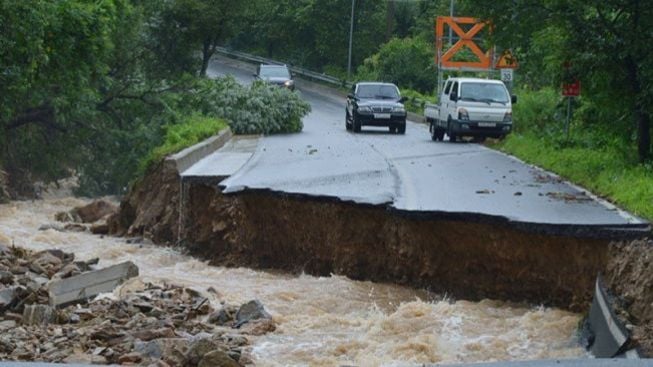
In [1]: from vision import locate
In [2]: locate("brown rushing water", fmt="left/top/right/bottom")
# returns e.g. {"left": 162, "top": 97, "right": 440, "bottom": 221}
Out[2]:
{"left": 0, "top": 192, "right": 586, "bottom": 366}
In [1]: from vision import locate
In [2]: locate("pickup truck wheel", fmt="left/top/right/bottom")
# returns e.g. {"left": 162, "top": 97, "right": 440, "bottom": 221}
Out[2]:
{"left": 430, "top": 123, "right": 438, "bottom": 141}
{"left": 398, "top": 123, "right": 406, "bottom": 134}
{"left": 345, "top": 111, "right": 352, "bottom": 131}
{"left": 437, "top": 130, "right": 445, "bottom": 141}
{"left": 447, "top": 119, "right": 457, "bottom": 143}
{"left": 353, "top": 114, "right": 361, "bottom": 133}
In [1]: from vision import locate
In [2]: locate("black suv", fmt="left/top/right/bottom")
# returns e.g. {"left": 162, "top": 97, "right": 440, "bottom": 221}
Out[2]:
{"left": 346, "top": 82, "right": 407, "bottom": 134}
{"left": 254, "top": 64, "right": 295, "bottom": 91}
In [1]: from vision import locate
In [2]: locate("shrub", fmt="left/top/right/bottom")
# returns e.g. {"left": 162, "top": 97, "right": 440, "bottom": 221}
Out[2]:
{"left": 183, "top": 76, "right": 311, "bottom": 135}
{"left": 512, "top": 87, "right": 562, "bottom": 134}
{"left": 400, "top": 88, "right": 437, "bottom": 114}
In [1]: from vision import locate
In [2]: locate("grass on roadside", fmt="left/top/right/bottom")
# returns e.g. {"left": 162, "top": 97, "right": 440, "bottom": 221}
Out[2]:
{"left": 493, "top": 133, "right": 653, "bottom": 220}
{"left": 139, "top": 114, "right": 228, "bottom": 174}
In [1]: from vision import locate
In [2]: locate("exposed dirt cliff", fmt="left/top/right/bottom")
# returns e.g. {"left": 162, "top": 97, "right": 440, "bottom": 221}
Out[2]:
{"left": 108, "top": 160, "right": 180, "bottom": 245}
{"left": 604, "top": 239, "right": 653, "bottom": 356}
{"left": 182, "top": 184, "right": 610, "bottom": 311}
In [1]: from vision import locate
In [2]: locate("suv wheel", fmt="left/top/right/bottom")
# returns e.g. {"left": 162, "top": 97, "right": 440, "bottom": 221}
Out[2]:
{"left": 345, "top": 111, "right": 352, "bottom": 131}
{"left": 353, "top": 113, "right": 361, "bottom": 133}
{"left": 398, "top": 123, "right": 406, "bottom": 134}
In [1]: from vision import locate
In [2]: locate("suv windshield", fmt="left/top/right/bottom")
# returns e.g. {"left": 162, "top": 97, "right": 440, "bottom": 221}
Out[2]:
{"left": 460, "top": 83, "right": 509, "bottom": 103}
{"left": 357, "top": 84, "right": 399, "bottom": 99}
{"left": 260, "top": 66, "right": 290, "bottom": 79}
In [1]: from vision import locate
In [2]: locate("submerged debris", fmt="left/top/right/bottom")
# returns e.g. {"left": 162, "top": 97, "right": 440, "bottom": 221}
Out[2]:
{"left": 0, "top": 245, "right": 274, "bottom": 365}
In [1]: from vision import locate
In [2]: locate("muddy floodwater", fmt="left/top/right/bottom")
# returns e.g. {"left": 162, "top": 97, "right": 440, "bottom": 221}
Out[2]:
{"left": 0, "top": 194, "right": 587, "bottom": 366}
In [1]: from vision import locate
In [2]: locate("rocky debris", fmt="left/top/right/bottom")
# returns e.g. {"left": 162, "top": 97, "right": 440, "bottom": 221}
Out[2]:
{"left": 0, "top": 245, "right": 272, "bottom": 365}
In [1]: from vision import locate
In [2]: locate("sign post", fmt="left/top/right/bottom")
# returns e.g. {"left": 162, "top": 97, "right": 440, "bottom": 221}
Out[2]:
{"left": 562, "top": 62, "right": 581, "bottom": 140}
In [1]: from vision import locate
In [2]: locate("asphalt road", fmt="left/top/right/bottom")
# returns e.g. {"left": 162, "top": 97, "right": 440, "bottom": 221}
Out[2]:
{"left": 200, "top": 57, "right": 648, "bottom": 236}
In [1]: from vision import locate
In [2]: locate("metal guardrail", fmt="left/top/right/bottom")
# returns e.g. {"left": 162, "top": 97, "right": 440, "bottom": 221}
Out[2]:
{"left": 215, "top": 47, "right": 352, "bottom": 88}
{"left": 214, "top": 47, "right": 434, "bottom": 113}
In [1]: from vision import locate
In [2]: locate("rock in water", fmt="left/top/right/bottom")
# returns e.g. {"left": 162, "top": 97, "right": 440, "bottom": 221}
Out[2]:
{"left": 235, "top": 300, "right": 271, "bottom": 328}
{"left": 75, "top": 200, "right": 117, "bottom": 223}
{"left": 185, "top": 338, "right": 221, "bottom": 366}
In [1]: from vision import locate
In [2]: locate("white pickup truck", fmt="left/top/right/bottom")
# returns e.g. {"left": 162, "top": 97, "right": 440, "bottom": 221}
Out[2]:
{"left": 425, "top": 77, "right": 516, "bottom": 142}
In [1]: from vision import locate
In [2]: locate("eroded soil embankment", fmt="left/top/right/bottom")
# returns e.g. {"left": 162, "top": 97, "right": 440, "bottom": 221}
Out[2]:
{"left": 182, "top": 183, "right": 610, "bottom": 312}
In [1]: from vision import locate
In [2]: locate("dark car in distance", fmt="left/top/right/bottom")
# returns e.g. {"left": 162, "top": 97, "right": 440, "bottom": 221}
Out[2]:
{"left": 346, "top": 82, "right": 407, "bottom": 134}
{"left": 254, "top": 64, "right": 295, "bottom": 91}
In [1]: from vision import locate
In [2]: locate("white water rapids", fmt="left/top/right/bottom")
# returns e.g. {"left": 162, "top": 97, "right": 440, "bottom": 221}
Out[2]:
{"left": 0, "top": 192, "right": 586, "bottom": 366}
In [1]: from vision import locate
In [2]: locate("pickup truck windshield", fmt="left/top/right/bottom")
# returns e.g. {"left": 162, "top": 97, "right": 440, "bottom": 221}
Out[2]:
{"left": 460, "top": 83, "right": 509, "bottom": 103}
{"left": 357, "top": 85, "right": 399, "bottom": 99}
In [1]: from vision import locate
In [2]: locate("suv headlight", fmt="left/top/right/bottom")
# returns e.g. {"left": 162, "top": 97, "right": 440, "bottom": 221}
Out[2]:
{"left": 503, "top": 111, "right": 512, "bottom": 122}
{"left": 358, "top": 106, "right": 372, "bottom": 113}
{"left": 392, "top": 106, "right": 405, "bottom": 113}
{"left": 284, "top": 80, "right": 294, "bottom": 86}
{"left": 458, "top": 108, "right": 470, "bottom": 121}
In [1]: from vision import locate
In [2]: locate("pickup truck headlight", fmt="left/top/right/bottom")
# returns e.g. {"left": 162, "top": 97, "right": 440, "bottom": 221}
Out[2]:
{"left": 458, "top": 108, "right": 470, "bottom": 121}
{"left": 284, "top": 80, "right": 294, "bottom": 87}
{"left": 392, "top": 106, "right": 405, "bottom": 113}
{"left": 503, "top": 111, "right": 513, "bottom": 122}
{"left": 358, "top": 106, "right": 372, "bottom": 113}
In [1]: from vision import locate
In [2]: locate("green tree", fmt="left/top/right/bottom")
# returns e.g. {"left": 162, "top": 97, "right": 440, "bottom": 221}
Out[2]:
{"left": 462, "top": 0, "right": 653, "bottom": 162}
{"left": 164, "top": 0, "right": 243, "bottom": 76}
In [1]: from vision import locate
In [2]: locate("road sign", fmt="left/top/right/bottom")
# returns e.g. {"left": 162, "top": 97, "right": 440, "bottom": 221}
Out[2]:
{"left": 435, "top": 17, "right": 493, "bottom": 70}
{"left": 562, "top": 81, "right": 581, "bottom": 96}
{"left": 495, "top": 50, "right": 519, "bottom": 69}
{"left": 501, "top": 69, "right": 513, "bottom": 82}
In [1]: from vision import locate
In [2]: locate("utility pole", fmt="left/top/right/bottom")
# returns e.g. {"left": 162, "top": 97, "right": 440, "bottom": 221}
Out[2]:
{"left": 347, "top": 0, "right": 355, "bottom": 78}
{"left": 448, "top": 0, "right": 454, "bottom": 44}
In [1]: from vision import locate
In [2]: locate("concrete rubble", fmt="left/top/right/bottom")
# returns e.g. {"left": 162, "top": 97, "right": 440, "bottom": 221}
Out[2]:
{"left": 0, "top": 245, "right": 274, "bottom": 365}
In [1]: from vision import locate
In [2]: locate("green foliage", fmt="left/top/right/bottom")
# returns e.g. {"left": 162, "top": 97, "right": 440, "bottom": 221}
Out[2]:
{"left": 140, "top": 115, "right": 227, "bottom": 173}
{"left": 462, "top": 0, "right": 653, "bottom": 161}
{"left": 495, "top": 133, "right": 653, "bottom": 220}
{"left": 180, "top": 77, "right": 311, "bottom": 135}
{"left": 356, "top": 37, "right": 437, "bottom": 94}
{"left": 511, "top": 88, "right": 561, "bottom": 134}
{"left": 400, "top": 89, "right": 437, "bottom": 114}
{"left": 1, "top": 0, "right": 311, "bottom": 197}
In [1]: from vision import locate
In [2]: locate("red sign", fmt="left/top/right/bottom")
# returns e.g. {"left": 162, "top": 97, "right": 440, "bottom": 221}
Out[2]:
{"left": 562, "top": 80, "right": 581, "bottom": 96}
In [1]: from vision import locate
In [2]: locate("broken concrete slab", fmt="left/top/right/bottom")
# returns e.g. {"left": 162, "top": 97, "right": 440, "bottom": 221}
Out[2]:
{"left": 588, "top": 276, "right": 631, "bottom": 357}
{"left": 47, "top": 261, "right": 138, "bottom": 307}
{"left": 22, "top": 304, "right": 55, "bottom": 326}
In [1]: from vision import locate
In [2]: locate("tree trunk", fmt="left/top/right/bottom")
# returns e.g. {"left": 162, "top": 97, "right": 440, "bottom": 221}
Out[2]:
{"left": 200, "top": 39, "right": 211, "bottom": 77}
{"left": 625, "top": 56, "right": 651, "bottom": 162}
{"left": 636, "top": 108, "right": 651, "bottom": 162}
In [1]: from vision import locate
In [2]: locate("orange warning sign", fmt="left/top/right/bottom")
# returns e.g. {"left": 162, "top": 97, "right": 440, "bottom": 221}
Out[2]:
{"left": 435, "top": 16, "right": 493, "bottom": 70}
{"left": 495, "top": 50, "right": 519, "bottom": 69}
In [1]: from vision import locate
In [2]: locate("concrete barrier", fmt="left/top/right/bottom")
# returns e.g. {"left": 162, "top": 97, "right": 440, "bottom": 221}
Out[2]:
{"left": 166, "top": 129, "right": 233, "bottom": 174}
{"left": 588, "top": 275, "right": 634, "bottom": 358}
